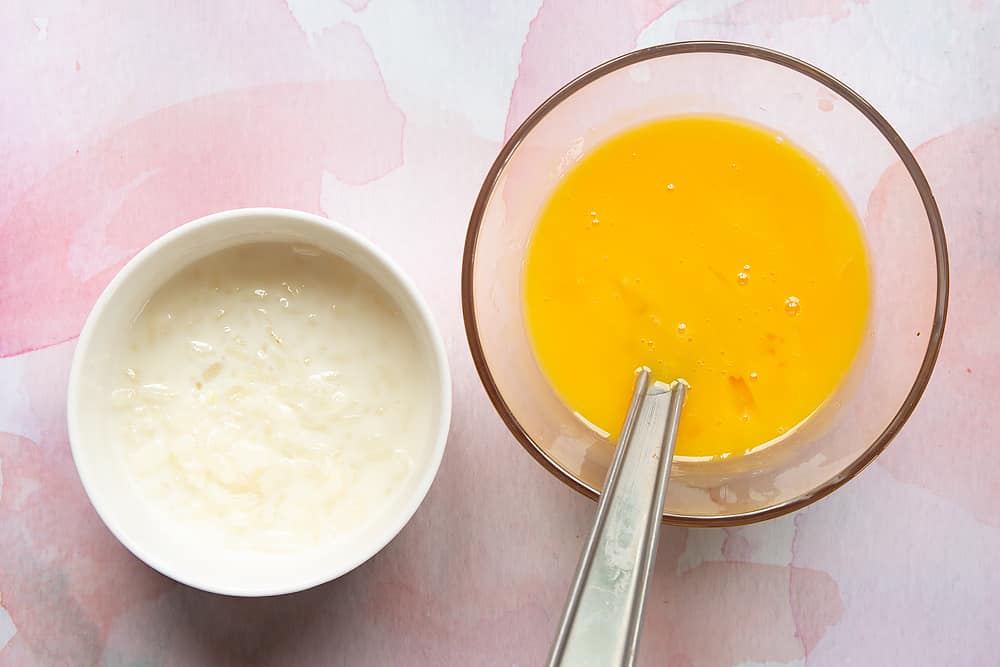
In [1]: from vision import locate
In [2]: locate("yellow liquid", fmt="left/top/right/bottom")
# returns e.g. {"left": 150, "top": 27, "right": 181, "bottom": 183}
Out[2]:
{"left": 524, "top": 116, "right": 870, "bottom": 459}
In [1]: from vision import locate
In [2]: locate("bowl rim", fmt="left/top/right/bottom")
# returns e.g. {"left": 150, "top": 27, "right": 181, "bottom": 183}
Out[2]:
{"left": 461, "top": 41, "right": 949, "bottom": 527}
{"left": 67, "top": 207, "right": 452, "bottom": 595}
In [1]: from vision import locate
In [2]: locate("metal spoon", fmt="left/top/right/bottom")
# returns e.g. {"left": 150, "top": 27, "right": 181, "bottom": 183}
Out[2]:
{"left": 548, "top": 367, "right": 687, "bottom": 667}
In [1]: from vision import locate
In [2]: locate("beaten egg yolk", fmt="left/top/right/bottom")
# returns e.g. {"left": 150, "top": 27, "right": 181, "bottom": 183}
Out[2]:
{"left": 524, "top": 116, "right": 870, "bottom": 459}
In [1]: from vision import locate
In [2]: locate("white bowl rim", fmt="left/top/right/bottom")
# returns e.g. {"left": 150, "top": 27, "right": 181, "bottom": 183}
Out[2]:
{"left": 67, "top": 207, "right": 452, "bottom": 596}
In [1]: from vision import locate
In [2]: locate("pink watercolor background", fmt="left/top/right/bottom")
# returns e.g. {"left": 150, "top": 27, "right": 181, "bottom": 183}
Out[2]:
{"left": 2, "top": 1, "right": 998, "bottom": 665}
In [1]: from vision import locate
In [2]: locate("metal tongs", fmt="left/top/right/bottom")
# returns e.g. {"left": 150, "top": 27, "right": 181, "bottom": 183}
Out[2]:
{"left": 548, "top": 367, "right": 687, "bottom": 667}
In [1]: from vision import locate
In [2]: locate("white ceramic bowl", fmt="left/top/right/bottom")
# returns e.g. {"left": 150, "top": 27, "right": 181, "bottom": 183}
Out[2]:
{"left": 67, "top": 208, "right": 452, "bottom": 596}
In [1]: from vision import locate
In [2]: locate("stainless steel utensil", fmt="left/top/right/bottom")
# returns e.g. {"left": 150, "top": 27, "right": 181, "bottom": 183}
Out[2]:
{"left": 548, "top": 368, "right": 686, "bottom": 667}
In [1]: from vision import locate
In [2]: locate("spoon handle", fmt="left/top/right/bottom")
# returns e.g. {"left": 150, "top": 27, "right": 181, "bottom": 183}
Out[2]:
{"left": 548, "top": 368, "right": 686, "bottom": 667}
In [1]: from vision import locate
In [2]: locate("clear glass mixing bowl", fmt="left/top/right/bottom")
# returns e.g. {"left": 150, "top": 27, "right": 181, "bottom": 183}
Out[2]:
{"left": 462, "top": 42, "right": 948, "bottom": 525}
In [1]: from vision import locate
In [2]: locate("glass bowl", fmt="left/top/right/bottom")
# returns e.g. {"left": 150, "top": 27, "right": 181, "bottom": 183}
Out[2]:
{"left": 462, "top": 42, "right": 948, "bottom": 526}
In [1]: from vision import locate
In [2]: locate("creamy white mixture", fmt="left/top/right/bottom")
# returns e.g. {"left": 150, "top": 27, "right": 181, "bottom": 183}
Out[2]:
{"left": 110, "top": 243, "right": 434, "bottom": 551}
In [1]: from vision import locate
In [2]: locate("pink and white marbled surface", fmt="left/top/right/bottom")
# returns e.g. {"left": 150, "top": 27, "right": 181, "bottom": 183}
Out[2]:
{"left": 1, "top": 1, "right": 998, "bottom": 665}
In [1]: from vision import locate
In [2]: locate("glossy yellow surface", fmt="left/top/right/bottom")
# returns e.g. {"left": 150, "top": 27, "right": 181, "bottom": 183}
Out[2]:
{"left": 524, "top": 116, "right": 870, "bottom": 459}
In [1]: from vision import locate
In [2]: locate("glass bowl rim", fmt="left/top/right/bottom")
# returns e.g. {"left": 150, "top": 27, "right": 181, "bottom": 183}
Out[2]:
{"left": 461, "top": 41, "right": 949, "bottom": 526}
